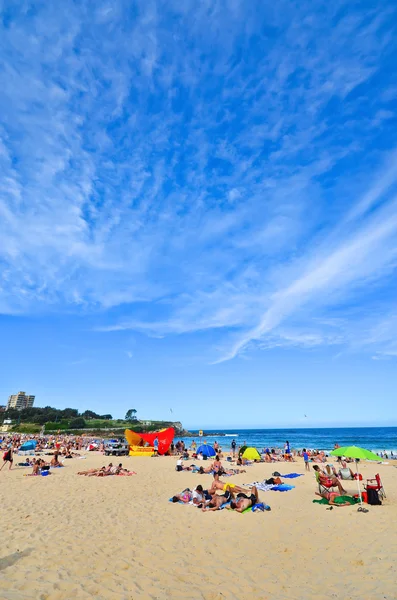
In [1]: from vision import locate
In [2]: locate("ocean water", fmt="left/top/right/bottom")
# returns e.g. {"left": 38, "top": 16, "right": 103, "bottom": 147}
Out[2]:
{"left": 176, "top": 427, "right": 397, "bottom": 454}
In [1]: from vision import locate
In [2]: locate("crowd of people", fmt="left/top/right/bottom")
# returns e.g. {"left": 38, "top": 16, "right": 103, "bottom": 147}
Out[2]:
{"left": 0, "top": 433, "right": 102, "bottom": 475}
{"left": 172, "top": 474, "right": 265, "bottom": 513}
{"left": 0, "top": 432, "right": 391, "bottom": 512}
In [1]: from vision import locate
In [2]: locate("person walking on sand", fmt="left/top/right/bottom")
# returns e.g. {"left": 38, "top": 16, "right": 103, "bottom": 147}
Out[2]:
{"left": 1, "top": 445, "right": 13, "bottom": 471}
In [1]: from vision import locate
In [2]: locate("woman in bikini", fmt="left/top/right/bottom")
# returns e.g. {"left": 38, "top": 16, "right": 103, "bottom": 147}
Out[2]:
{"left": 172, "top": 489, "right": 193, "bottom": 503}
{"left": 315, "top": 490, "right": 352, "bottom": 507}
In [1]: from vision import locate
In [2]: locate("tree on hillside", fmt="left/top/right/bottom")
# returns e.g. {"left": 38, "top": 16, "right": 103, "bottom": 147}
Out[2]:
{"left": 3, "top": 408, "right": 19, "bottom": 420}
{"left": 82, "top": 410, "right": 100, "bottom": 420}
{"left": 33, "top": 414, "right": 50, "bottom": 425}
{"left": 61, "top": 408, "right": 79, "bottom": 419}
{"left": 100, "top": 414, "right": 113, "bottom": 420}
{"left": 125, "top": 409, "right": 137, "bottom": 421}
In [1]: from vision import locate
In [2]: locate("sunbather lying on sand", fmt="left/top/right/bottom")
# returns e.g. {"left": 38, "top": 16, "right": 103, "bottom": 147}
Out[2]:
{"left": 222, "top": 467, "right": 246, "bottom": 474}
{"left": 202, "top": 486, "right": 232, "bottom": 511}
{"left": 78, "top": 468, "right": 101, "bottom": 475}
{"left": 229, "top": 486, "right": 259, "bottom": 512}
{"left": 208, "top": 473, "right": 249, "bottom": 495}
{"left": 89, "top": 463, "right": 117, "bottom": 476}
{"left": 113, "top": 463, "right": 136, "bottom": 475}
{"left": 172, "top": 489, "right": 193, "bottom": 503}
{"left": 78, "top": 463, "right": 113, "bottom": 476}
{"left": 315, "top": 490, "right": 354, "bottom": 506}
{"left": 197, "top": 464, "right": 213, "bottom": 474}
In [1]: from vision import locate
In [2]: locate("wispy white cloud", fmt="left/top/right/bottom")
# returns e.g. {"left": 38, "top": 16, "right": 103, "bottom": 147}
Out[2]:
{"left": 1, "top": 1, "right": 397, "bottom": 363}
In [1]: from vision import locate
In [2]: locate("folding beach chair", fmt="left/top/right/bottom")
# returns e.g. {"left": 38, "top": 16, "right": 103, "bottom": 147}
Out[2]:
{"left": 315, "top": 471, "right": 336, "bottom": 495}
{"left": 338, "top": 468, "right": 354, "bottom": 480}
{"left": 365, "top": 473, "right": 386, "bottom": 499}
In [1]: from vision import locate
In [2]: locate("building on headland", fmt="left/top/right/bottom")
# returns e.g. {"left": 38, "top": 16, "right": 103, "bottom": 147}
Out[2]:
{"left": 7, "top": 392, "right": 35, "bottom": 411}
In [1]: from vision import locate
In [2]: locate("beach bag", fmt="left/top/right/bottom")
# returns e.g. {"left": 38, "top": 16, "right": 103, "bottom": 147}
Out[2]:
{"left": 367, "top": 489, "right": 382, "bottom": 505}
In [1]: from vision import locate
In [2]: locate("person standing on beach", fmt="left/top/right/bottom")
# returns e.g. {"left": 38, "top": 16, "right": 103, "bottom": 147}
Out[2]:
{"left": 231, "top": 439, "right": 236, "bottom": 457}
{"left": 1, "top": 445, "right": 13, "bottom": 471}
{"left": 302, "top": 448, "right": 310, "bottom": 472}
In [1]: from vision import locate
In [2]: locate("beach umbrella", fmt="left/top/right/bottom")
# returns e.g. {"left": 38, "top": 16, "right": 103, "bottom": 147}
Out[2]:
{"left": 242, "top": 447, "right": 261, "bottom": 461}
{"left": 197, "top": 444, "right": 216, "bottom": 457}
{"left": 330, "top": 445, "right": 380, "bottom": 511}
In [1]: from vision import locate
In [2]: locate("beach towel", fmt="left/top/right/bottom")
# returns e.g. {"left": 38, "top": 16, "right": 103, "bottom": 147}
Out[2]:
{"left": 279, "top": 473, "right": 303, "bottom": 479}
{"left": 245, "top": 482, "right": 275, "bottom": 492}
{"left": 313, "top": 496, "right": 359, "bottom": 505}
{"left": 252, "top": 502, "right": 271, "bottom": 512}
{"left": 271, "top": 484, "right": 295, "bottom": 492}
{"left": 245, "top": 481, "right": 295, "bottom": 492}
{"left": 240, "top": 502, "right": 271, "bottom": 513}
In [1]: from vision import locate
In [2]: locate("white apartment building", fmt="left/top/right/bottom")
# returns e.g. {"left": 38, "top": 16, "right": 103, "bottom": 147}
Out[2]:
{"left": 7, "top": 391, "right": 35, "bottom": 411}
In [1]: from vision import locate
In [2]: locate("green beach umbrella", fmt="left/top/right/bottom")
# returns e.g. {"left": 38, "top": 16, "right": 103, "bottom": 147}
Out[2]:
{"left": 330, "top": 446, "right": 379, "bottom": 461}
{"left": 330, "top": 445, "right": 380, "bottom": 510}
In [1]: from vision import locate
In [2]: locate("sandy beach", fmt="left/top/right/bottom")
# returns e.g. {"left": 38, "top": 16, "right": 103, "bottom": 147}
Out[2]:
{"left": 0, "top": 453, "right": 396, "bottom": 600}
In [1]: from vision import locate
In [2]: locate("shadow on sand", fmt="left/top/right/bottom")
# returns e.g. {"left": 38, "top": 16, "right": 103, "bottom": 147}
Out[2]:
{"left": 0, "top": 548, "right": 33, "bottom": 571}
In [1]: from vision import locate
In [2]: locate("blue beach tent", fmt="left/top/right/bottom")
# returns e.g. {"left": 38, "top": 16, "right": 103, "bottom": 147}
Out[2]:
{"left": 197, "top": 444, "right": 216, "bottom": 457}
{"left": 20, "top": 440, "right": 37, "bottom": 451}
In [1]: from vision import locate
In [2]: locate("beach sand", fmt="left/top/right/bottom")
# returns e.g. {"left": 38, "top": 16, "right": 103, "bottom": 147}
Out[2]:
{"left": 0, "top": 453, "right": 396, "bottom": 600}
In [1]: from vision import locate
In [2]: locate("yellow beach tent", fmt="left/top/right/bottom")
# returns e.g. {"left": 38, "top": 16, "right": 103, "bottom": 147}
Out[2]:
{"left": 242, "top": 447, "right": 261, "bottom": 461}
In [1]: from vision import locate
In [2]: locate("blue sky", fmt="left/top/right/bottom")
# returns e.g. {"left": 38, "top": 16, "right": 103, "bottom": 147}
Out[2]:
{"left": 1, "top": 1, "right": 397, "bottom": 429}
